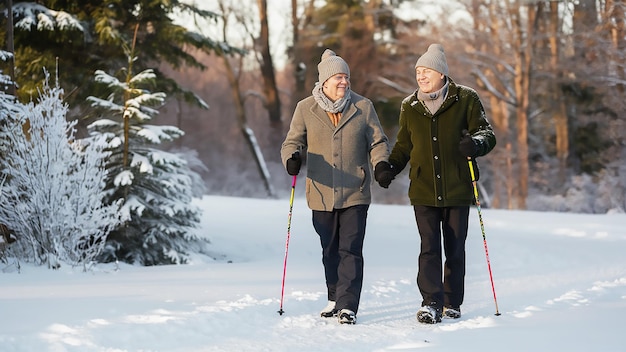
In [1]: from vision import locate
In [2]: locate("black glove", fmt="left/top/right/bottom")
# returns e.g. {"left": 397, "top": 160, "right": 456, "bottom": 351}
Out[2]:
{"left": 374, "top": 161, "right": 395, "bottom": 188}
{"left": 459, "top": 130, "right": 481, "bottom": 158}
{"left": 286, "top": 151, "right": 302, "bottom": 176}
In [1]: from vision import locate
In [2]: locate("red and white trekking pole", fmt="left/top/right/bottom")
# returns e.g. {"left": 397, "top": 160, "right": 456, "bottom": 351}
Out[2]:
{"left": 278, "top": 175, "right": 297, "bottom": 315}
{"left": 468, "top": 157, "right": 501, "bottom": 316}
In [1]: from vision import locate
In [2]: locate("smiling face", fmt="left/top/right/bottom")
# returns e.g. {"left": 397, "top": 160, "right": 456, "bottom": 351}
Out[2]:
{"left": 322, "top": 73, "right": 350, "bottom": 102}
{"left": 415, "top": 67, "right": 445, "bottom": 94}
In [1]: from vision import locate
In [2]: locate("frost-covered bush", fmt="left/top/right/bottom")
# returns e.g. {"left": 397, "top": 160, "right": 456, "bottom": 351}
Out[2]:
{"left": 0, "top": 75, "right": 123, "bottom": 269}
{"left": 528, "top": 167, "right": 625, "bottom": 214}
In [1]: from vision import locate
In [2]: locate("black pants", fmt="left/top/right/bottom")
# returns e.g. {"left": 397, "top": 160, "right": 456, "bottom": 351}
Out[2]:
{"left": 312, "top": 204, "right": 369, "bottom": 314}
{"left": 413, "top": 205, "right": 469, "bottom": 310}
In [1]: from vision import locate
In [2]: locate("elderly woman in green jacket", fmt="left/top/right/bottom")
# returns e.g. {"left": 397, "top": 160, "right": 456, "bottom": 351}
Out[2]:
{"left": 281, "top": 49, "right": 392, "bottom": 325}
{"left": 386, "top": 44, "right": 496, "bottom": 324}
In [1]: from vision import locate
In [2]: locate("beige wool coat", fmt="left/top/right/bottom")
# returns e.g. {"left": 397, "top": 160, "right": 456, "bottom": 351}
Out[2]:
{"left": 281, "top": 91, "right": 390, "bottom": 211}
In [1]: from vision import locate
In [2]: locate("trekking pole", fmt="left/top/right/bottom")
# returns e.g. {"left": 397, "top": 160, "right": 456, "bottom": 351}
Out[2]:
{"left": 278, "top": 175, "right": 297, "bottom": 315}
{"left": 468, "top": 157, "right": 501, "bottom": 316}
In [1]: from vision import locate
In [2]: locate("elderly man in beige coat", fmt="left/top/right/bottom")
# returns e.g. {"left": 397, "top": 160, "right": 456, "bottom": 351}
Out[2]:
{"left": 281, "top": 49, "right": 394, "bottom": 325}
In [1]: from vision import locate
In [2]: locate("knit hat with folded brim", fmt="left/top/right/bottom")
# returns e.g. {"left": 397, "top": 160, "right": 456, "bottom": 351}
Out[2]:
{"left": 415, "top": 43, "right": 449, "bottom": 76}
{"left": 318, "top": 49, "right": 350, "bottom": 84}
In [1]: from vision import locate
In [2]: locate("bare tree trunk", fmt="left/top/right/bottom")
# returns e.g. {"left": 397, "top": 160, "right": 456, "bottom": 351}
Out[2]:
{"left": 291, "top": 0, "right": 298, "bottom": 45}
{"left": 468, "top": 0, "right": 513, "bottom": 209}
{"left": 548, "top": 1, "right": 570, "bottom": 184}
{"left": 489, "top": 97, "right": 510, "bottom": 209}
{"left": 291, "top": 0, "right": 315, "bottom": 110}
{"left": 607, "top": 0, "right": 626, "bottom": 92}
{"left": 221, "top": 54, "right": 275, "bottom": 197}
{"left": 483, "top": 0, "right": 507, "bottom": 209}
{"left": 256, "top": 0, "right": 282, "bottom": 133}
{"left": 511, "top": 3, "right": 535, "bottom": 209}
{"left": 218, "top": 3, "right": 275, "bottom": 197}
{"left": 506, "top": 143, "right": 513, "bottom": 209}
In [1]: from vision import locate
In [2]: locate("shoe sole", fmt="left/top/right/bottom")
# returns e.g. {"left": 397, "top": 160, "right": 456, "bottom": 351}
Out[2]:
{"left": 320, "top": 311, "right": 337, "bottom": 318}
{"left": 417, "top": 312, "right": 441, "bottom": 324}
{"left": 442, "top": 308, "right": 461, "bottom": 319}
{"left": 338, "top": 317, "right": 356, "bottom": 324}
{"left": 338, "top": 310, "right": 356, "bottom": 324}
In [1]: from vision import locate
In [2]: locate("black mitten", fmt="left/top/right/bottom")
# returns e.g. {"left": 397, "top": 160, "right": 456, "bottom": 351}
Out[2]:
{"left": 459, "top": 130, "right": 480, "bottom": 157}
{"left": 374, "top": 161, "right": 395, "bottom": 188}
{"left": 286, "top": 151, "right": 302, "bottom": 176}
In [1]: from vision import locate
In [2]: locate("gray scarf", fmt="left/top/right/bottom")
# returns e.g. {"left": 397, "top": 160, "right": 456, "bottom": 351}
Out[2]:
{"left": 418, "top": 79, "right": 449, "bottom": 114}
{"left": 312, "top": 83, "right": 351, "bottom": 113}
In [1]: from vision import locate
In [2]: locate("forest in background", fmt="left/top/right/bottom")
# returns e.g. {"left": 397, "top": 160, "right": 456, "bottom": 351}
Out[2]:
{"left": 2, "top": 0, "right": 625, "bottom": 214}
{"left": 158, "top": 0, "right": 625, "bottom": 213}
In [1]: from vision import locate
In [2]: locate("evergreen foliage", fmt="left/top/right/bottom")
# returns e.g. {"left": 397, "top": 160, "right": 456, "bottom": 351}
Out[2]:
{"left": 2, "top": 1, "right": 240, "bottom": 111}
{"left": 87, "top": 61, "right": 208, "bottom": 266}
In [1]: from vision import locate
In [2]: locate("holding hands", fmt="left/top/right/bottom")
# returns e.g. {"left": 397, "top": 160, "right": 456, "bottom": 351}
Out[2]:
{"left": 374, "top": 161, "right": 395, "bottom": 188}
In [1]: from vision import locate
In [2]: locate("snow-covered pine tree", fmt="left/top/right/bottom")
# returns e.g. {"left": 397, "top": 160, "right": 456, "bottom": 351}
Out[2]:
{"left": 0, "top": 49, "right": 19, "bottom": 143}
{"left": 87, "top": 66, "right": 207, "bottom": 266}
{"left": 0, "top": 53, "right": 21, "bottom": 264}
{"left": 0, "top": 72, "right": 123, "bottom": 270}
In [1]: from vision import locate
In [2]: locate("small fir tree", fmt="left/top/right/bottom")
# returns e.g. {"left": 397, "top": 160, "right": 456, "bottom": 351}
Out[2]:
{"left": 87, "top": 64, "right": 206, "bottom": 266}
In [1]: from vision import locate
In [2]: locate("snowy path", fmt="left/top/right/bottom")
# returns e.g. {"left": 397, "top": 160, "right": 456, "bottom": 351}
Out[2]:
{"left": 1, "top": 196, "right": 625, "bottom": 351}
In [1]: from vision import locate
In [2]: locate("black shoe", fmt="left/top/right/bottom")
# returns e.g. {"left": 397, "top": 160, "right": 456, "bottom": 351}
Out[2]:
{"left": 443, "top": 306, "right": 461, "bottom": 319}
{"left": 417, "top": 304, "right": 442, "bottom": 324}
{"left": 320, "top": 301, "right": 337, "bottom": 318}
{"left": 338, "top": 309, "right": 356, "bottom": 324}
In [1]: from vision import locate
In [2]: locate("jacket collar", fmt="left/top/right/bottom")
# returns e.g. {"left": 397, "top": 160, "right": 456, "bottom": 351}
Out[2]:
{"left": 310, "top": 91, "right": 357, "bottom": 130}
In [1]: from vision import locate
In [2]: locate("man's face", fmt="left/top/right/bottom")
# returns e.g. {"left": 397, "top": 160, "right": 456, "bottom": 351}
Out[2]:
{"left": 323, "top": 73, "right": 350, "bottom": 101}
{"left": 415, "top": 67, "right": 445, "bottom": 93}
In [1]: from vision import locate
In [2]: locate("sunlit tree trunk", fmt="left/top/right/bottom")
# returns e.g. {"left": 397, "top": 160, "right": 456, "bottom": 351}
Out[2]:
{"left": 467, "top": 0, "right": 514, "bottom": 209}
{"left": 546, "top": 1, "right": 569, "bottom": 184}
{"left": 256, "top": 0, "right": 282, "bottom": 136}
{"left": 510, "top": 2, "right": 535, "bottom": 209}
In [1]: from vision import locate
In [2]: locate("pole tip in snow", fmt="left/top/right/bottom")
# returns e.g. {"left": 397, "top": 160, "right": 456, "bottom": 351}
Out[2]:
{"left": 278, "top": 309, "right": 284, "bottom": 315}
{"left": 495, "top": 312, "right": 501, "bottom": 316}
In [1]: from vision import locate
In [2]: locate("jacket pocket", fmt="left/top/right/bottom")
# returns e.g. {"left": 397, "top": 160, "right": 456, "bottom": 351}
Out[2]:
{"left": 410, "top": 165, "right": 421, "bottom": 181}
{"left": 359, "top": 165, "right": 367, "bottom": 192}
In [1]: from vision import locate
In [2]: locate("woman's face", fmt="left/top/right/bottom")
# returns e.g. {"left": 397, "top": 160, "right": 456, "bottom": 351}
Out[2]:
{"left": 322, "top": 73, "right": 350, "bottom": 102}
{"left": 415, "top": 67, "right": 445, "bottom": 93}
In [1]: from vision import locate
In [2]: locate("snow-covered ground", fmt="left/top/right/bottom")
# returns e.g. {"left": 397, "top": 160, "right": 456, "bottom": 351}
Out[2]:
{"left": 1, "top": 195, "right": 625, "bottom": 351}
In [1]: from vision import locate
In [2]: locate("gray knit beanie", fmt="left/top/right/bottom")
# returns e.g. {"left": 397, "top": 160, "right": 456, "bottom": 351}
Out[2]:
{"left": 317, "top": 49, "right": 350, "bottom": 84}
{"left": 415, "top": 43, "right": 449, "bottom": 76}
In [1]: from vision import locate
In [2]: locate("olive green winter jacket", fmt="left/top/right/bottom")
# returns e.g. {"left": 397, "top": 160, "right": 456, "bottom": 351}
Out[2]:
{"left": 389, "top": 79, "right": 496, "bottom": 207}
{"left": 281, "top": 91, "right": 390, "bottom": 211}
